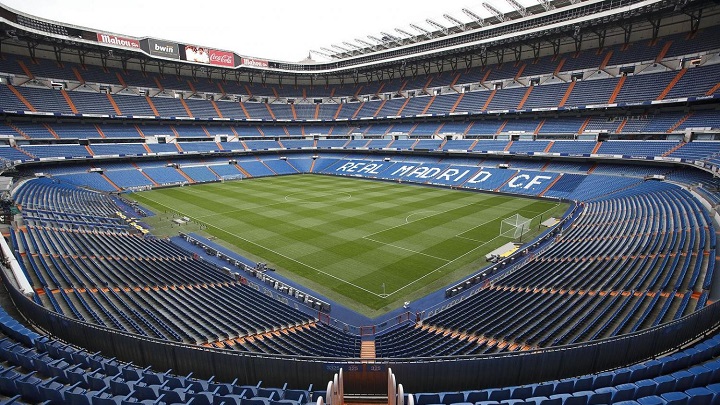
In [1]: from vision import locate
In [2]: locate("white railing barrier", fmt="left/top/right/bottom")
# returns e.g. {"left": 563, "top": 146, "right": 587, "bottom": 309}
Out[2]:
{"left": 0, "top": 234, "right": 32, "bottom": 295}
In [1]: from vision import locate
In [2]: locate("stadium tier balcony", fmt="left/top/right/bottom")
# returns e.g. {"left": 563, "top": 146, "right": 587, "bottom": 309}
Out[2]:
{"left": 442, "top": 139, "right": 475, "bottom": 151}
{"left": 521, "top": 56, "right": 558, "bottom": 78}
{"left": 0, "top": 53, "right": 28, "bottom": 77}
{"left": 178, "top": 141, "right": 220, "bottom": 153}
{"left": 409, "top": 123, "right": 440, "bottom": 136}
{"left": 596, "top": 140, "right": 679, "bottom": 157}
{"left": 90, "top": 143, "right": 147, "bottom": 156}
{"left": 286, "top": 156, "right": 314, "bottom": 172}
{"left": 670, "top": 141, "right": 720, "bottom": 160}
{"left": 103, "top": 169, "right": 154, "bottom": 189}
{"left": 66, "top": 91, "right": 116, "bottom": 116}
{"left": 388, "top": 123, "right": 416, "bottom": 136}
{"left": 334, "top": 103, "right": 359, "bottom": 120}
{"left": 119, "top": 69, "right": 157, "bottom": 90}
{"left": 11, "top": 122, "right": 57, "bottom": 139}
{"left": 0, "top": 86, "right": 28, "bottom": 112}
{"left": 1, "top": 21, "right": 720, "bottom": 127}
{"left": 110, "top": 93, "right": 155, "bottom": 116}
{"left": 151, "top": 97, "right": 190, "bottom": 118}
{"left": 564, "top": 78, "right": 620, "bottom": 108}
{"left": 548, "top": 140, "right": 597, "bottom": 155}
{"left": 14, "top": 86, "right": 73, "bottom": 115}
{"left": 96, "top": 123, "right": 145, "bottom": 139}
{"left": 423, "top": 93, "right": 460, "bottom": 115}
{"left": 677, "top": 110, "right": 720, "bottom": 131}
{"left": 214, "top": 100, "right": 248, "bottom": 119}
{"left": 12, "top": 69, "right": 714, "bottom": 120}
{"left": 486, "top": 86, "right": 529, "bottom": 111}
{"left": 538, "top": 117, "right": 587, "bottom": 135}
{"left": 282, "top": 139, "right": 314, "bottom": 149}
{"left": 142, "top": 167, "right": 187, "bottom": 185}
{"left": 269, "top": 104, "right": 294, "bottom": 120}
{"left": 242, "top": 103, "right": 274, "bottom": 120}
{"left": 235, "top": 158, "right": 279, "bottom": 177}
{"left": 316, "top": 139, "right": 348, "bottom": 149}
{"left": 522, "top": 81, "right": 569, "bottom": 110}
{"left": 503, "top": 120, "right": 545, "bottom": 135}
{"left": 19, "top": 144, "right": 89, "bottom": 159}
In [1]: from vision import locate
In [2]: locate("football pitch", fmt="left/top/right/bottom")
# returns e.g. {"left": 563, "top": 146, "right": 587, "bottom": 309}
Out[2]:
{"left": 130, "top": 174, "right": 568, "bottom": 317}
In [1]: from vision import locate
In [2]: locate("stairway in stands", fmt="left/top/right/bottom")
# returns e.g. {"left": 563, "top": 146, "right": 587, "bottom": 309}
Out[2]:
{"left": 361, "top": 340, "right": 376, "bottom": 359}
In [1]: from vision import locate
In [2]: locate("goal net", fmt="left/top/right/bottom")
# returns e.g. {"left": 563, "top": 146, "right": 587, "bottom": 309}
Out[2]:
{"left": 500, "top": 214, "right": 532, "bottom": 239}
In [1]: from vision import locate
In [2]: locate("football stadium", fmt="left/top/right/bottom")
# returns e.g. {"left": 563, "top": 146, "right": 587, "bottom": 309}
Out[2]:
{"left": 1, "top": 0, "right": 720, "bottom": 403}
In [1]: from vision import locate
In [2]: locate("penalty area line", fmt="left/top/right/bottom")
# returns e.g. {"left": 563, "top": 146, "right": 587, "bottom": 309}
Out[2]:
{"left": 362, "top": 236, "right": 451, "bottom": 263}
{"left": 383, "top": 202, "right": 566, "bottom": 297}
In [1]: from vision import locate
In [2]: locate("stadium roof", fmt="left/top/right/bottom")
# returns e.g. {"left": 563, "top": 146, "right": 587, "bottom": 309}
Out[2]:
{"left": 1, "top": 0, "right": 560, "bottom": 63}
{"left": 0, "top": 0, "right": 715, "bottom": 80}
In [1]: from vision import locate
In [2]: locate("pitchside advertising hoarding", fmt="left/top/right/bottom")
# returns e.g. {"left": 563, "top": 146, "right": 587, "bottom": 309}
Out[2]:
{"left": 180, "top": 43, "right": 235, "bottom": 67}
{"left": 96, "top": 32, "right": 140, "bottom": 49}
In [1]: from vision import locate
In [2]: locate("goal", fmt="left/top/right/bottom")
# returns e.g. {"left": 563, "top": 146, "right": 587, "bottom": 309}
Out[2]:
{"left": 500, "top": 214, "right": 532, "bottom": 239}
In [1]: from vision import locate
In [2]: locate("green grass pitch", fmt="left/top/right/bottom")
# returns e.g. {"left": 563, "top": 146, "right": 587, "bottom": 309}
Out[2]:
{"left": 130, "top": 174, "right": 568, "bottom": 318}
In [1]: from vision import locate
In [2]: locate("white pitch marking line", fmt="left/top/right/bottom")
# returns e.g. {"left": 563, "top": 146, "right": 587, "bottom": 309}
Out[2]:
{"left": 404, "top": 211, "right": 439, "bottom": 224}
{"left": 361, "top": 199, "right": 491, "bottom": 239}
{"left": 134, "top": 193, "right": 386, "bottom": 298}
{"left": 456, "top": 235, "right": 486, "bottom": 243}
{"left": 380, "top": 234, "right": 505, "bottom": 297}
{"left": 382, "top": 201, "right": 565, "bottom": 297}
{"left": 355, "top": 201, "right": 556, "bottom": 294}
{"left": 362, "top": 236, "right": 451, "bottom": 262}
{"left": 284, "top": 191, "right": 352, "bottom": 202}
{"left": 196, "top": 199, "right": 289, "bottom": 219}
{"left": 194, "top": 189, "right": 353, "bottom": 219}
{"left": 140, "top": 184, "right": 564, "bottom": 299}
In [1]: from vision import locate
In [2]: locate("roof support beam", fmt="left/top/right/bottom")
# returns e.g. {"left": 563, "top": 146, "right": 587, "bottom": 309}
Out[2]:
{"left": 410, "top": 23, "right": 433, "bottom": 39}
{"left": 483, "top": 3, "right": 506, "bottom": 22}
{"left": 367, "top": 36, "right": 391, "bottom": 49}
{"left": 536, "top": 0, "right": 554, "bottom": 11}
{"left": 354, "top": 38, "right": 376, "bottom": 51}
{"left": 394, "top": 28, "right": 417, "bottom": 43}
{"left": 443, "top": 14, "right": 466, "bottom": 31}
{"left": 426, "top": 19, "right": 449, "bottom": 36}
{"left": 505, "top": 0, "right": 528, "bottom": 17}
{"left": 462, "top": 8, "right": 485, "bottom": 27}
{"left": 380, "top": 32, "right": 403, "bottom": 46}
{"left": 684, "top": 8, "right": 702, "bottom": 33}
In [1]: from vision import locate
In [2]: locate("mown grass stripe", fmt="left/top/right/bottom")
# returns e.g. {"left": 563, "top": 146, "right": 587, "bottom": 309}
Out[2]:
{"left": 131, "top": 174, "right": 568, "bottom": 317}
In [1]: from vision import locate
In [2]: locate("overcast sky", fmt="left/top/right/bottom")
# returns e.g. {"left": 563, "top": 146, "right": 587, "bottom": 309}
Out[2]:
{"left": 3, "top": 0, "right": 544, "bottom": 62}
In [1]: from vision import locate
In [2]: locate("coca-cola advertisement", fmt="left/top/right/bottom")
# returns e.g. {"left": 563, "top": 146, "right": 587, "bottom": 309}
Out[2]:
{"left": 207, "top": 49, "right": 235, "bottom": 67}
{"left": 96, "top": 32, "right": 140, "bottom": 49}
{"left": 181, "top": 44, "right": 235, "bottom": 67}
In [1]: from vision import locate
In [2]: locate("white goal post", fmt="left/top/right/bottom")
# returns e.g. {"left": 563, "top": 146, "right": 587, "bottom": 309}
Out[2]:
{"left": 500, "top": 214, "right": 532, "bottom": 239}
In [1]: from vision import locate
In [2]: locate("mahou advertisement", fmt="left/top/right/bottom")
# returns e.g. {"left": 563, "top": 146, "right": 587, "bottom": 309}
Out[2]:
{"left": 96, "top": 33, "right": 140, "bottom": 49}
{"left": 241, "top": 57, "right": 269, "bottom": 68}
